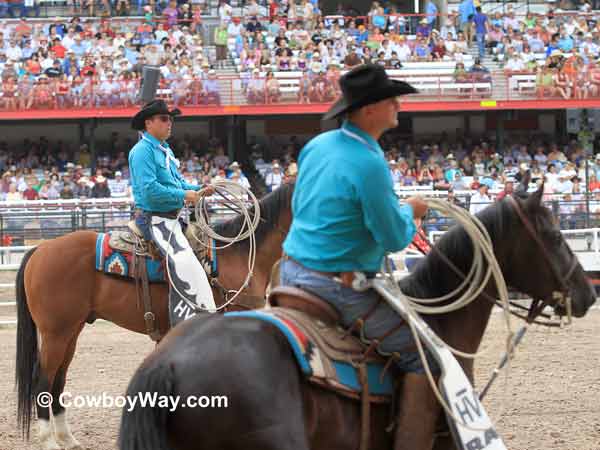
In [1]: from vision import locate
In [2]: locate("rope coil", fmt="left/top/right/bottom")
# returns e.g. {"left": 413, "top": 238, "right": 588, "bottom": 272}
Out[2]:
{"left": 165, "top": 180, "right": 261, "bottom": 312}
{"left": 383, "top": 199, "right": 516, "bottom": 432}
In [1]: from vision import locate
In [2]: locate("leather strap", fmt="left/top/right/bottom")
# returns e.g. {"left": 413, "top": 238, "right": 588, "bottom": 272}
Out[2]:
{"left": 358, "top": 362, "right": 371, "bottom": 450}
{"left": 133, "top": 240, "right": 162, "bottom": 342}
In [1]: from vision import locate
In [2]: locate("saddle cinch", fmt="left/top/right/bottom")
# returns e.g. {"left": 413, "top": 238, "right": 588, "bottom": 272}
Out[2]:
{"left": 226, "top": 285, "right": 399, "bottom": 404}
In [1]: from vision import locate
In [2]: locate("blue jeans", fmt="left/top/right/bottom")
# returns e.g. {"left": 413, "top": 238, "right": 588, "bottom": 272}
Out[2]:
{"left": 476, "top": 33, "right": 486, "bottom": 57}
{"left": 279, "top": 258, "right": 438, "bottom": 374}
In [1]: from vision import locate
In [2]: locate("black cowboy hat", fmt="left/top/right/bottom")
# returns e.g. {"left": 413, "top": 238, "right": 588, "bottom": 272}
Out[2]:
{"left": 131, "top": 99, "right": 181, "bottom": 131}
{"left": 323, "top": 64, "right": 418, "bottom": 120}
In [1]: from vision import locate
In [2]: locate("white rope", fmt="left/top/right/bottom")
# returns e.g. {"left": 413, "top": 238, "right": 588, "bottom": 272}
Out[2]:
{"left": 382, "top": 199, "right": 516, "bottom": 432}
{"left": 164, "top": 181, "right": 261, "bottom": 312}
{"left": 396, "top": 199, "right": 514, "bottom": 359}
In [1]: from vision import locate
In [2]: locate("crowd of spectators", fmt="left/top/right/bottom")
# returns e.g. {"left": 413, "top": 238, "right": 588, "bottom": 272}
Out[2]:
{"left": 250, "top": 132, "right": 600, "bottom": 228}
{"left": 0, "top": 134, "right": 259, "bottom": 201}
{"left": 0, "top": 8, "right": 221, "bottom": 110}
{"left": 5, "top": 1, "right": 600, "bottom": 108}
{"left": 2, "top": 130, "right": 600, "bottom": 231}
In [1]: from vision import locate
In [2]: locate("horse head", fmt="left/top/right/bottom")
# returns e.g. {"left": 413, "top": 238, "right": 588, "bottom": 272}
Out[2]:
{"left": 498, "top": 186, "right": 596, "bottom": 318}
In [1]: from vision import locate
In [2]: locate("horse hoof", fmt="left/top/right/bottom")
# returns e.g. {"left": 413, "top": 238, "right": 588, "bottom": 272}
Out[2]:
{"left": 56, "top": 434, "right": 83, "bottom": 450}
{"left": 57, "top": 438, "right": 83, "bottom": 450}
{"left": 40, "top": 440, "right": 61, "bottom": 450}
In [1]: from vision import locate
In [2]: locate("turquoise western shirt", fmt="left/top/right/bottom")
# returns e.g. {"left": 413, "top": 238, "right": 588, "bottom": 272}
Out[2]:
{"left": 128, "top": 132, "right": 200, "bottom": 212}
{"left": 283, "top": 121, "right": 416, "bottom": 273}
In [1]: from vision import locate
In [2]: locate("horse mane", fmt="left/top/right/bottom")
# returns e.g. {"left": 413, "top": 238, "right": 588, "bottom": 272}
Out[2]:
{"left": 399, "top": 199, "right": 513, "bottom": 299}
{"left": 212, "top": 183, "right": 294, "bottom": 250}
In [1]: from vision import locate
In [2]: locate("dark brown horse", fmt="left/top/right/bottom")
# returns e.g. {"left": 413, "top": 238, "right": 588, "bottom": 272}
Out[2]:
{"left": 118, "top": 188, "right": 595, "bottom": 450}
{"left": 15, "top": 183, "right": 293, "bottom": 450}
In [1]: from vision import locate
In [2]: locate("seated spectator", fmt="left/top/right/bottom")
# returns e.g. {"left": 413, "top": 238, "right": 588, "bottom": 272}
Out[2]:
{"left": 537, "top": 65, "right": 556, "bottom": 98}
{"left": 504, "top": 53, "right": 526, "bottom": 73}
{"left": 297, "top": 70, "right": 311, "bottom": 103}
{"left": 454, "top": 62, "right": 470, "bottom": 82}
{"left": 309, "top": 70, "right": 335, "bottom": 103}
{"left": 2, "top": 76, "right": 17, "bottom": 110}
{"left": 387, "top": 51, "right": 403, "bottom": 69}
{"left": 33, "top": 75, "right": 54, "bottom": 109}
{"left": 189, "top": 75, "right": 204, "bottom": 106}
{"left": 75, "top": 177, "right": 93, "bottom": 198}
{"left": 22, "top": 180, "right": 39, "bottom": 200}
{"left": 413, "top": 36, "right": 432, "bottom": 62}
{"left": 92, "top": 175, "right": 111, "bottom": 198}
{"left": 108, "top": 171, "right": 129, "bottom": 198}
{"left": 6, "top": 182, "right": 22, "bottom": 201}
{"left": 96, "top": 73, "right": 120, "bottom": 108}
{"left": 60, "top": 181, "right": 75, "bottom": 199}
{"left": 172, "top": 76, "right": 189, "bottom": 107}
{"left": 469, "top": 183, "right": 492, "bottom": 215}
{"left": 202, "top": 70, "right": 221, "bottom": 105}
{"left": 344, "top": 46, "right": 363, "bottom": 68}
{"left": 431, "top": 35, "right": 447, "bottom": 61}
{"left": 265, "top": 71, "right": 281, "bottom": 104}
{"left": 246, "top": 68, "right": 265, "bottom": 104}
{"left": 469, "top": 58, "right": 492, "bottom": 82}
{"left": 553, "top": 68, "right": 571, "bottom": 99}
{"left": 451, "top": 171, "right": 468, "bottom": 190}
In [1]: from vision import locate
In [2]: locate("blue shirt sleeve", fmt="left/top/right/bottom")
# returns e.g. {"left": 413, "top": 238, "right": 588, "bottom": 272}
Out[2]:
{"left": 357, "top": 158, "right": 416, "bottom": 252}
{"left": 130, "top": 144, "right": 185, "bottom": 209}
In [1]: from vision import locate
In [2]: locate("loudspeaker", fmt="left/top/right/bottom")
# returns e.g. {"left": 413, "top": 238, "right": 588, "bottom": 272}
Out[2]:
{"left": 139, "top": 66, "right": 161, "bottom": 104}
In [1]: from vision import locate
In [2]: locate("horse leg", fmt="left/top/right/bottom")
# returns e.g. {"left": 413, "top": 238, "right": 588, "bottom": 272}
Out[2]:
{"left": 36, "top": 328, "right": 82, "bottom": 450}
{"left": 394, "top": 373, "right": 441, "bottom": 450}
{"left": 51, "top": 325, "right": 84, "bottom": 450}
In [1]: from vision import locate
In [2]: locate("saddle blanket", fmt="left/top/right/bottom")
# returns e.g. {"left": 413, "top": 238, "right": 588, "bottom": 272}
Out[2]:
{"left": 95, "top": 232, "right": 165, "bottom": 283}
{"left": 225, "top": 309, "right": 395, "bottom": 400}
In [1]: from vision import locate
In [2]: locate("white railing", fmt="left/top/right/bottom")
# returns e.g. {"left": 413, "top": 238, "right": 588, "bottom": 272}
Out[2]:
{"left": 428, "top": 228, "right": 600, "bottom": 272}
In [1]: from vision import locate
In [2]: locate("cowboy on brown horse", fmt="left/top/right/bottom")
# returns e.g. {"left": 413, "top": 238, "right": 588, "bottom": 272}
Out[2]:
{"left": 279, "top": 64, "right": 435, "bottom": 450}
{"left": 129, "top": 99, "right": 216, "bottom": 326}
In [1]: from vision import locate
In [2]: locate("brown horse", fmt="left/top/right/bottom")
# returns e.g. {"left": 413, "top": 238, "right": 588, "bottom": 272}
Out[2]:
{"left": 118, "top": 188, "right": 596, "bottom": 450}
{"left": 15, "top": 183, "right": 293, "bottom": 450}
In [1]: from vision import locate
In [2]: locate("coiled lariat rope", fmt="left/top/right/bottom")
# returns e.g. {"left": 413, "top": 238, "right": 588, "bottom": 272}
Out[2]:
{"left": 382, "top": 199, "right": 517, "bottom": 432}
{"left": 165, "top": 181, "right": 261, "bottom": 312}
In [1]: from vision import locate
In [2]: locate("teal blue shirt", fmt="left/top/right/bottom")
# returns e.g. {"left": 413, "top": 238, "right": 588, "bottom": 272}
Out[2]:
{"left": 128, "top": 132, "right": 200, "bottom": 212}
{"left": 283, "top": 121, "right": 416, "bottom": 273}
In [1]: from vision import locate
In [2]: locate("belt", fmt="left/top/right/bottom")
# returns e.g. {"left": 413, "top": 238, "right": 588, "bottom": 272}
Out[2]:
{"left": 282, "top": 254, "right": 375, "bottom": 287}
{"left": 135, "top": 208, "right": 180, "bottom": 219}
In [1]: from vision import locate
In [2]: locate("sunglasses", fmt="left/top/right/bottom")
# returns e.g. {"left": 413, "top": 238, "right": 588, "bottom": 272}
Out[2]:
{"left": 156, "top": 115, "right": 173, "bottom": 123}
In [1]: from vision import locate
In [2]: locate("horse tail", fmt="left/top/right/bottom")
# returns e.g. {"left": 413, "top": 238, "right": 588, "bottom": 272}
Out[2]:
{"left": 15, "top": 246, "right": 38, "bottom": 438}
{"left": 118, "top": 361, "right": 174, "bottom": 450}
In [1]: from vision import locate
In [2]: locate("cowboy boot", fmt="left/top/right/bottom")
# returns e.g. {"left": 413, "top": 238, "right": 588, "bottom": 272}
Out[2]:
{"left": 393, "top": 372, "right": 441, "bottom": 450}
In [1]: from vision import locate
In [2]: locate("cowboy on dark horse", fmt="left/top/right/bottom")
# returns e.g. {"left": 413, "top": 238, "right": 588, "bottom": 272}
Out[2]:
{"left": 129, "top": 99, "right": 216, "bottom": 322}
{"left": 279, "top": 64, "right": 434, "bottom": 450}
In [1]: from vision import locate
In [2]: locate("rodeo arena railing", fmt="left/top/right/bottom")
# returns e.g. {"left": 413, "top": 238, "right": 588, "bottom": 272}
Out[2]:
{"left": 1, "top": 190, "right": 600, "bottom": 325}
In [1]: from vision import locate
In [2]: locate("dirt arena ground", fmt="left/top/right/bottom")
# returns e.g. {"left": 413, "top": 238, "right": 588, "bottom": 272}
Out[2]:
{"left": 0, "top": 309, "right": 598, "bottom": 450}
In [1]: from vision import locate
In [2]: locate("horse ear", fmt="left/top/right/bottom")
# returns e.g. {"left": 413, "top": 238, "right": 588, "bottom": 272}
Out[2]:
{"left": 526, "top": 182, "right": 544, "bottom": 208}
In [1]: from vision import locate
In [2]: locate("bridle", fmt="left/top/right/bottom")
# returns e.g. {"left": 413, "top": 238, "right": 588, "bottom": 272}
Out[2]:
{"left": 506, "top": 195, "right": 577, "bottom": 325}
{"left": 413, "top": 195, "right": 579, "bottom": 327}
